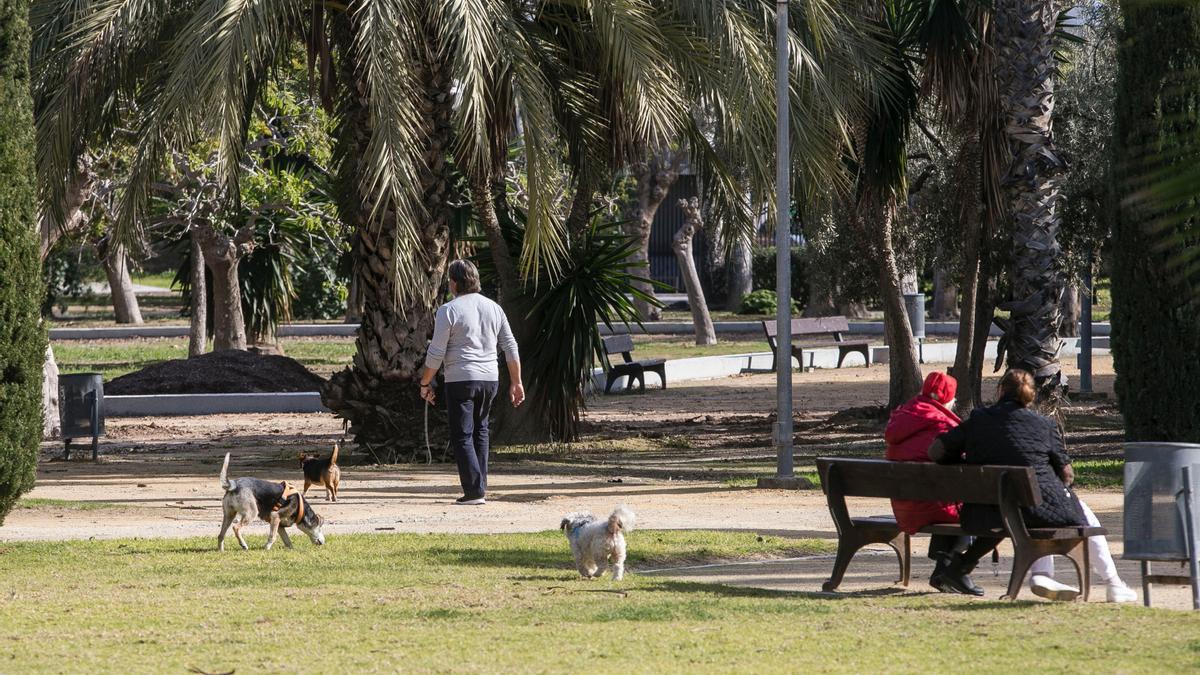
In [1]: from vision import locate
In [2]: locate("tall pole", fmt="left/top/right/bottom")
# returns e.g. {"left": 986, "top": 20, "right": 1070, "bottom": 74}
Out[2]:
{"left": 773, "top": 0, "right": 794, "bottom": 479}
{"left": 1079, "top": 253, "right": 1093, "bottom": 394}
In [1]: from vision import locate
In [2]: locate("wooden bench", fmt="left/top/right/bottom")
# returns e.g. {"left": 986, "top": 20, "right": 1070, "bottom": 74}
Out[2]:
{"left": 816, "top": 457, "right": 1106, "bottom": 600}
{"left": 761, "top": 317, "right": 870, "bottom": 371}
{"left": 601, "top": 334, "right": 667, "bottom": 394}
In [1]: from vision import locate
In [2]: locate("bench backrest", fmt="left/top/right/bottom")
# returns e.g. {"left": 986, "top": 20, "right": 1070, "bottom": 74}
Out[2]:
{"left": 762, "top": 316, "right": 852, "bottom": 340}
{"left": 602, "top": 334, "right": 635, "bottom": 364}
{"left": 815, "top": 457, "right": 1041, "bottom": 507}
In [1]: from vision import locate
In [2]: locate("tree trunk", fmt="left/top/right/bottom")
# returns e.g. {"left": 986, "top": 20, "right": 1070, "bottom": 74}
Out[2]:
{"left": 725, "top": 232, "right": 753, "bottom": 311}
{"left": 900, "top": 270, "right": 919, "bottom": 295}
{"left": 1059, "top": 285, "right": 1080, "bottom": 338}
{"left": 675, "top": 198, "right": 716, "bottom": 345}
{"left": 855, "top": 198, "right": 923, "bottom": 409}
{"left": 188, "top": 235, "right": 207, "bottom": 357}
{"left": 322, "top": 16, "right": 456, "bottom": 458}
{"left": 38, "top": 165, "right": 92, "bottom": 259}
{"left": 102, "top": 243, "right": 143, "bottom": 325}
{"left": 42, "top": 344, "right": 60, "bottom": 439}
{"left": 931, "top": 268, "right": 959, "bottom": 320}
{"left": 194, "top": 223, "right": 252, "bottom": 352}
{"left": 994, "top": 0, "right": 1067, "bottom": 403}
{"left": 625, "top": 148, "right": 682, "bottom": 321}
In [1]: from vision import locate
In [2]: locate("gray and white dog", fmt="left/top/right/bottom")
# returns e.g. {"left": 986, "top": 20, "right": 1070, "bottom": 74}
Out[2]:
{"left": 559, "top": 506, "right": 635, "bottom": 580}
{"left": 218, "top": 452, "right": 326, "bottom": 551}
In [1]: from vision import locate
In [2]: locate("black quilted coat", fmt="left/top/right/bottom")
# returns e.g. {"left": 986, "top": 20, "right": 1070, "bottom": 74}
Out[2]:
{"left": 936, "top": 398, "right": 1084, "bottom": 533}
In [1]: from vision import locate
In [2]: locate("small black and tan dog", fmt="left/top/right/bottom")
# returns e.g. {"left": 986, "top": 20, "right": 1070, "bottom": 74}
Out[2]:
{"left": 218, "top": 453, "right": 326, "bottom": 551}
{"left": 300, "top": 442, "right": 341, "bottom": 502}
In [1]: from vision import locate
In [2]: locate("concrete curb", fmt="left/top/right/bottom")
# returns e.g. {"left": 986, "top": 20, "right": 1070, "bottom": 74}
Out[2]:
{"left": 106, "top": 392, "right": 327, "bottom": 417}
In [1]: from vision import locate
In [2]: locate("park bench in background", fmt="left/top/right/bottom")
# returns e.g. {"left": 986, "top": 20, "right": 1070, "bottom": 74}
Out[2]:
{"left": 761, "top": 317, "right": 870, "bottom": 371}
{"left": 601, "top": 334, "right": 667, "bottom": 394}
{"left": 815, "top": 457, "right": 1105, "bottom": 600}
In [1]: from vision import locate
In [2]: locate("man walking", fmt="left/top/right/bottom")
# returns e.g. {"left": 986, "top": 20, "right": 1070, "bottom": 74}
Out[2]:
{"left": 419, "top": 259, "right": 524, "bottom": 505}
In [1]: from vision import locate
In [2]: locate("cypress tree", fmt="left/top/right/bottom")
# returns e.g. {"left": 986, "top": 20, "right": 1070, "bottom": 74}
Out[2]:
{"left": 0, "top": 0, "right": 45, "bottom": 523}
{"left": 1111, "top": 2, "right": 1200, "bottom": 441}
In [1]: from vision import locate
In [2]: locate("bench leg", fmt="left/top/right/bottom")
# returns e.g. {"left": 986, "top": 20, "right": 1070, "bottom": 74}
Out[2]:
{"left": 605, "top": 373, "right": 616, "bottom": 394}
{"left": 898, "top": 532, "right": 911, "bottom": 587}
{"left": 858, "top": 346, "right": 870, "bottom": 368}
{"left": 1064, "top": 540, "right": 1090, "bottom": 602}
{"left": 1003, "top": 547, "right": 1038, "bottom": 601}
{"left": 823, "top": 536, "right": 863, "bottom": 592}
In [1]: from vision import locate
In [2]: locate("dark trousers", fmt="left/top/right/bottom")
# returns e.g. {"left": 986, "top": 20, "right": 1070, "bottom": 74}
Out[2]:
{"left": 445, "top": 380, "right": 498, "bottom": 498}
{"left": 928, "top": 534, "right": 971, "bottom": 561}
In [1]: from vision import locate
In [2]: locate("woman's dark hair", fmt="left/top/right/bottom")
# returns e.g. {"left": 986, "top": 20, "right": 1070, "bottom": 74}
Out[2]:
{"left": 998, "top": 369, "right": 1037, "bottom": 407}
{"left": 448, "top": 259, "right": 481, "bottom": 294}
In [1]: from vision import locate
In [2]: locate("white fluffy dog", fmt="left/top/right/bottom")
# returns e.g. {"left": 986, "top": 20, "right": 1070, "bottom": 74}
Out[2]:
{"left": 559, "top": 506, "right": 635, "bottom": 580}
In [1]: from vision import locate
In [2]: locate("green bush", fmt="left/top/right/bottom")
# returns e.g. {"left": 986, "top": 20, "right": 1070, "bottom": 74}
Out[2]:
{"left": 750, "top": 246, "right": 807, "bottom": 306}
{"left": 0, "top": 0, "right": 47, "bottom": 524}
{"left": 738, "top": 290, "right": 799, "bottom": 316}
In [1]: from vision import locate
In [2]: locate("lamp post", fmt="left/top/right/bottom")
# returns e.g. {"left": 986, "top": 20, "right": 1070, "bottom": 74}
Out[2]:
{"left": 1079, "top": 252, "right": 1094, "bottom": 394}
{"left": 760, "top": 0, "right": 798, "bottom": 489}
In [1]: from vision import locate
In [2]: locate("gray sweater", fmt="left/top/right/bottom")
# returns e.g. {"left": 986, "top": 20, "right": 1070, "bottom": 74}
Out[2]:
{"left": 424, "top": 292, "right": 519, "bottom": 382}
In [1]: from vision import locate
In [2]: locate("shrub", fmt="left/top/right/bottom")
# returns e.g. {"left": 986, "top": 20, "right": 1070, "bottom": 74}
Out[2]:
{"left": 738, "top": 290, "right": 799, "bottom": 316}
{"left": 0, "top": 0, "right": 47, "bottom": 524}
{"left": 750, "top": 246, "right": 808, "bottom": 306}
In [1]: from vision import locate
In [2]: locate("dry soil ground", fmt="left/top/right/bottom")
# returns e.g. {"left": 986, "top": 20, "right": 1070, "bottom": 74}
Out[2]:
{"left": 6, "top": 356, "right": 1193, "bottom": 608}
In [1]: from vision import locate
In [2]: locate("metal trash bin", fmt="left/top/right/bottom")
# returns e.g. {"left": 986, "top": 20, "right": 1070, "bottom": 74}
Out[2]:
{"left": 59, "top": 373, "right": 104, "bottom": 461}
{"left": 1123, "top": 442, "right": 1200, "bottom": 609}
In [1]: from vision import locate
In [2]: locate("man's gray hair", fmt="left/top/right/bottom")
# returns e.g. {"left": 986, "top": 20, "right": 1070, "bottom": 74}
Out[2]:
{"left": 448, "top": 259, "right": 482, "bottom": 294}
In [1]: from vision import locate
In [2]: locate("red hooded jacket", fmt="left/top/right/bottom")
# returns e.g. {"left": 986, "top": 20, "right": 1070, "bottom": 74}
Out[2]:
{"left": 884, "top": 385, "right": 962, "bottom": 534}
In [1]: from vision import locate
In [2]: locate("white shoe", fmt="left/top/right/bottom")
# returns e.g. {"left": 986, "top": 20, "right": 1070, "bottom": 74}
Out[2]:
{"left": 1106, "top": 582, "right": 1137, "bottom": 603}
{"left": 1030, "top": 574, "right": 1080, "bottom": 601}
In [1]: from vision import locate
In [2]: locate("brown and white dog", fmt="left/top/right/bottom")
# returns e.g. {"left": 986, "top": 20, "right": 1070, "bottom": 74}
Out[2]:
{"left": 300, "top": 442, "right": 341, "bottom": 502}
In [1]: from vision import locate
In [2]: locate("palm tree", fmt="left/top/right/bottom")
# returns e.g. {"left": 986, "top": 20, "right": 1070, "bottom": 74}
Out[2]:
{"left": 991, "top": 0, "right": 1069, "bottom": 403}
{"left": 33, "top": 0, "right": 881, "bottom": 450}
{"left": 1111, "top": 0, "right": 1200, "bottom": 442}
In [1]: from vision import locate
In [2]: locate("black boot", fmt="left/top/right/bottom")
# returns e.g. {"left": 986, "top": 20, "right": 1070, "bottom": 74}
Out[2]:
{"left": 936, "top": 552, "right": 985, "bottom": 597}
{"left": 929, "top": 556, "right": 949, "bottom": 591}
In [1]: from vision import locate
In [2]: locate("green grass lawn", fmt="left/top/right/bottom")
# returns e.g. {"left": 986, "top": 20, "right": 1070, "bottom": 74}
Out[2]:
{"left": 0, "top": 531, "right": 1195, "bottom": 673}
{"left": 129, "top": 272, "right": 180, "bottom": 290}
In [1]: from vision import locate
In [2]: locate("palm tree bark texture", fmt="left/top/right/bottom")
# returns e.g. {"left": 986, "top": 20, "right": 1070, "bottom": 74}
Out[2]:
{"left": 992, "top": 0, "right": 1068, "bottom": 402}
{"left": 321, "top": 13, "right": 454, "bottom": 457}
{"left": 1110, "top": 0, "right": 1200, "bottom": 442}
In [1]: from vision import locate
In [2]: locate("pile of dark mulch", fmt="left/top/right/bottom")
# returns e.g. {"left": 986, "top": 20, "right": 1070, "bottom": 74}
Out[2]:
{"left": 105, "top": 349, "right": 326, "bottom": 395}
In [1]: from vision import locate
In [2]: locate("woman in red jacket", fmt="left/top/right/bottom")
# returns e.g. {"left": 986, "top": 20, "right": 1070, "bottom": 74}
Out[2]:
{"left": 884, "top": 371, "right": 971, "bottom": 592}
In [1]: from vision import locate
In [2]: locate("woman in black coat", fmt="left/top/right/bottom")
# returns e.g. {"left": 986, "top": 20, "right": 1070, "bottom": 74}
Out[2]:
{"left": 926, "top": 369, "right": 1084, "bottom": 596}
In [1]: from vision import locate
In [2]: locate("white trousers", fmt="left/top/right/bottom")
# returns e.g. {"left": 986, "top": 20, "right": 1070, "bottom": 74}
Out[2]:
{"left": 1029, "top": 498, "right": 1122, "bottom": 586}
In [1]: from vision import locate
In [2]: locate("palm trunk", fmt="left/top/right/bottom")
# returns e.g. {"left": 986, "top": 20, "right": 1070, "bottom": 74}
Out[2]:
{"left": 994, "top": 0, "right": 1067, "bottom": 403}
{"left": 675, "top": 198, "right": 716, "bottom": 345}
{"left": 322, "top": 18, "right": 455, "bottom": 457}
{"left": 102, "top": 243, "right": 143, "bottom": 325}
{"left": 188, "top": 235, "right": 207, "bottom": 357}
{"left": 951, "top": 140, "right": 983, "bottom": 410}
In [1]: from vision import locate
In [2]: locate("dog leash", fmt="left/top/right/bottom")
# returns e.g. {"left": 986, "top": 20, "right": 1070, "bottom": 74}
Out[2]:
{"left": 423, "top": 398, "right": 433, "bottom": 464}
